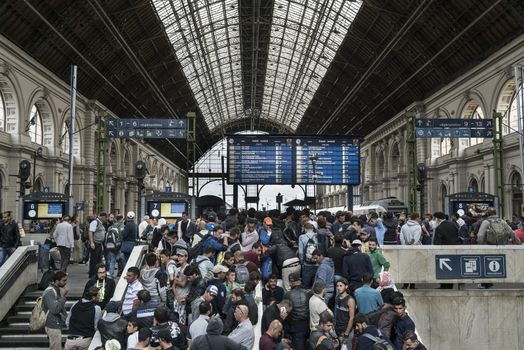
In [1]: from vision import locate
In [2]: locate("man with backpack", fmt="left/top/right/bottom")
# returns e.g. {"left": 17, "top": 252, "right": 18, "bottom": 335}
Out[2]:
{"left": 309, "top": 310, "right": 339, "bottom": 350}
{"left": 476, "top": 207, "right": 521, "bottom": 288}
{"left": 105, "top": 215, "right": 124, "bottom": 279}
{"left": 140, "top": 252, "right": 168, "bottom": 304}
{"left": 42, "top": 270, "right": 69, "bottom": 350}
{"left": 298, "top": 221, "right": 319, "bottom": 289}
{"left": 353, "top": 313, "right": 394, "bottom": 350}
{"left": 477, "top": 207, "right": 522, "bottom": 245}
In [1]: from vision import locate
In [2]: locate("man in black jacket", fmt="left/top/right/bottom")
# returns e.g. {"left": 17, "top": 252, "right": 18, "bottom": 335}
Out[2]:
{"left": 433, "top": 212, "right": 461, "bottom": 245}
{"left": 0, "top": 211, "right": 19, "bottom": 267}
{"left": 65, "top": 286, "right": 102, "bottom": 349}
{"left": 83, "top": 263, "right": 116, "bottom": 310}
{"left": 283, "top": 273, "right": 312, "bottom": 350}
{"left": 341, "top": 240, "right": 373, "bottom": 288}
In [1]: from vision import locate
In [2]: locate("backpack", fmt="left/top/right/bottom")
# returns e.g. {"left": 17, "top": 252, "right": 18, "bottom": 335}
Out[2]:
{"left": 304, "top": 233, "right": 318, "bottom": 264}
{"left": 29, "top": 287, "right": 56, "bottom": 331}
{"left": 362, "top": 332, "right": 394, "bottom": 350}
{"left": 189, "top": 232, "right": 207, "bottom": 260}
{"left": 188, "top": 257, "right": 213, "bottom": 281}
{"left": 485, "top": 218, "right": 512, "bottom": 245}
{"left": 234, "top": 262, "right": 250, "bottom": 284}
{"left": 105, "top": 223, "right": 123, "bottom": 250}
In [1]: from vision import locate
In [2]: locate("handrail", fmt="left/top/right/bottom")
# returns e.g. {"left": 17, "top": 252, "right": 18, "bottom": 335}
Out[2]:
{"left": 0, "top": 246, "right": 37, "bottom": 296}
{"left": 0, "top": 245, "right": 38, "bottom": 322}
{"left": 111, "top": 245, "right": 149, "bottom": 303}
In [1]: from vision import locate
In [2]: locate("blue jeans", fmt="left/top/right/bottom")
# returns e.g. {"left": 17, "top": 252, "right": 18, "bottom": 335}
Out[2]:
{"left": 120, "top": 241, "right": 135, "bottom": 267}
{"left": 105, "top": 249, "right": 119, "bottom": 278}
{"left": 0, "top": 247, "right": 12, "bottom": 267}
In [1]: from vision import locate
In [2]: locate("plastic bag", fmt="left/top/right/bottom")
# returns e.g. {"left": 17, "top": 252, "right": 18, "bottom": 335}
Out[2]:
{"left": 379, "top": 271, "right": 393, "bottom": 288}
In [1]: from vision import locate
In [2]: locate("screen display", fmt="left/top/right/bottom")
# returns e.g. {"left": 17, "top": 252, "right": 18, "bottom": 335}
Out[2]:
{"left": 24, "top": 202, "right": 65, "bottom": 219}
{"left": 227, "top": 135, "right": 360, "bottom": 185}
{"left": 147, "top": 201, "right": 187, "bottom": 218}
{"left": 451, "top": 201, "right": 493, "bottom": 217}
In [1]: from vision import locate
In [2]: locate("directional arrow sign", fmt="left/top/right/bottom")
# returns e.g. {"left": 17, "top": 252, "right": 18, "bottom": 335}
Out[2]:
{"left": 436, "top": 254, "right": 506, "bottom": 279}
{"left": 439, "top": 258, "right": 452, "bottom": 271}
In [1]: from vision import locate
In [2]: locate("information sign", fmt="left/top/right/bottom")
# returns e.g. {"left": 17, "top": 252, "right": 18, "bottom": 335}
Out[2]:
{"left": 415, "top": 118, "right": 493, "bottom": 139}
{"left": 107, "top": 118, "right": 187, "bottom": 139}
{"left": 435, "top": 254, "right": 506, "bottom": 279}
{"left": 227, "top": 135, "right": 360, "bottom": 185}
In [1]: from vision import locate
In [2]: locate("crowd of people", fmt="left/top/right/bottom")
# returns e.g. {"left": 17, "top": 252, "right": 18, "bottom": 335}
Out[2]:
{"left": 15, "top": 203, "right": 524, "bottom": 350}
{"left": 17, "top": 203, "right": 519, "bottom": 350}
{"left": 34, "top": 206, "right": 443, "bottom": 350}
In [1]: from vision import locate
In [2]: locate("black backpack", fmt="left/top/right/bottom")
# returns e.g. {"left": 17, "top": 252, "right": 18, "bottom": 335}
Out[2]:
{"left": 189, "top": 232, "right": 207, "bottom": 260}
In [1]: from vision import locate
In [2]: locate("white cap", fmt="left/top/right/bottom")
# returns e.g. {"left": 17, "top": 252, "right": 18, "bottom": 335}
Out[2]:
{"left": 307, "top": 220, "right": 318, "bottom": 230}
{"left": 127, "top": 211, "right": 135, "bottom": 219}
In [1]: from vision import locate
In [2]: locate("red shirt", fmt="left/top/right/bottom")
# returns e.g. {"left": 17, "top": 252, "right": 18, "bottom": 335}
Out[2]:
{"left": 244, "top": 250, "right": 260, "bottom": 267}
{"left": 259, "top": 333, "right": 278, "bottom": 350}
{"left": 514, "top": 229, "right": 524, "bottom": 243}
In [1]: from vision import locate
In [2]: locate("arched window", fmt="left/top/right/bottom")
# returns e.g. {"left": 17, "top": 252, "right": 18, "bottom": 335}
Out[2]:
{"left": 29, "top": 105, "right": 43, "bottom": 145}
{"left": 496, "top": 80, "right": 518, "bottom": 136}
{"left": 390, "top": 143, "right": 400, "bottom": 177}
{"left": 480, "top": 177, "right": 485, "bottom": 192}
{"left": 440, "top": 184, "right": 447, "bottom": 212}
{"left": 458, "top": 102, "right": 485, "bottom": 151}
{"left": 0, "top": 90, "right": 5, "bottom": 132}
{"left": 440, "top": 138, "right": 451, "bottom": 156}
{"left": 60, "top": 119, "right": 81, "bottom": 157}
{"left": 468, "top": 178, "right": 478, "bottom": 192}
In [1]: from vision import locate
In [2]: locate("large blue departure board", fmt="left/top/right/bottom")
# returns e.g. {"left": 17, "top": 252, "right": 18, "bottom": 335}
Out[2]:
{"left": 227, "top": 135, "right": 360, "bottom": 185}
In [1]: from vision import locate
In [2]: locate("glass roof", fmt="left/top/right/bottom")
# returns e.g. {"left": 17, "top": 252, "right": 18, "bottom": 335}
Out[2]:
{"left": 152, "top": 0, "right": 362, "bottom": 132}
{"left": 263, "top": 0, "right": 362, "bottom": 130}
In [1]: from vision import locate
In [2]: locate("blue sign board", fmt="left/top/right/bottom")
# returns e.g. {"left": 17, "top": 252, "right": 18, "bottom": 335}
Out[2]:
{"left": 107, "top": 118, "right": 187, "bottom": 139}
{"left": 43, "top": 186, "right": 50, "bottom": 193}
{"left": 435, "top": 254, "right": 506, "bottom": 279}
{"left": 165, "top": 186, "right": 172, "bottom": 193}
{"left": 227, "top": 136, "right": 360, "bottom": 185}
{"left": 416, "top": 128, "right": 493, "bottom": 138}
{"left": 75, "top": 202, "right": 84, "bottom": 211}
{"left": 416, "top": 118, "right": 492, "bottom": 128}
{"left": 107, "top": 128, "right": 186, "bottom": 139}
{"left": 107, "top": 118, "right": 186, "bottom": 129}
{"left": 415, "top": 118, "right": 493, "bottom": 139}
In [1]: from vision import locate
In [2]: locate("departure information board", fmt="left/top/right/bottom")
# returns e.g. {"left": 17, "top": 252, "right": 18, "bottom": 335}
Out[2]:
{"left": 227, "top": 135, "right": 360, "bottom": 185}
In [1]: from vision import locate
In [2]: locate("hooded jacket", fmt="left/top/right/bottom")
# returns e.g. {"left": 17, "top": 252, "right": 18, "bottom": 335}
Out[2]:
{"left": 315, "top": 257, "right": 335, "bottom": 294}
{"left": 189, "top": 317, "right": 247, "bottom": 350}
{"left": 97, "top": 312, "right": 128, "bottom": 348}
{"left": 342, "top": 247, "right": 373, "bottom": 286}
{"left": 400, "top": 220, "right": 422, "bottom": 245}
{"left": 140, "top": 267, "right": 167, "bottom": 304}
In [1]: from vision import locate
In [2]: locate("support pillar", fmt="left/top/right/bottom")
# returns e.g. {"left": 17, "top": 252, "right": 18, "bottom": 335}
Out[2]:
{"left": 406, "top": 112, "right": 417, "bottom": 213}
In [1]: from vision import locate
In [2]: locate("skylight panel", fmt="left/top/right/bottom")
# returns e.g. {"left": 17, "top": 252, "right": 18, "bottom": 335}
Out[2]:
{"left": 262, "top": 0, "right": 362, "bottom": 130}
{"left": 152, "top": 0, "right": 243, "bottom": 131}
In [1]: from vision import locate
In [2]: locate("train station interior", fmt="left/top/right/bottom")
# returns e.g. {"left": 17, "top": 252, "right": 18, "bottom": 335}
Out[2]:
{"left": 1, "top": 1, "right": 524, "bottom": 349}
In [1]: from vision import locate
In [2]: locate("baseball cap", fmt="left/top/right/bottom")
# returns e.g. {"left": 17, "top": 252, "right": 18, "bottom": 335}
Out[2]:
{"left": 127, "top": 211, "right": 135, "bottom": 219}
{"left": 336, "top": 210, "right": 345, "bottom": 217}
{"left": 208, "top": 211, "right": 217, "bottom": 220}
{"left": 176, "top": 249, "right": 188, "bottom": 257}
{"left": 264, "top": 217, "right": 273, "bottom": 225}
{"left": 99, "top": 212, "right": 107, "bottom": 217}
{"left": 212, "top": 265, "right": 229, "bottom": 274}
{"left": 105, "top": 339, "right": 121, "bottom": 350}
{"left": 206, "top": 285, "right": 219, "bottom": 296}
{"left": 307, "top": 220, "right": 318, "bottom": 230}
{"left": 288, "top": 272, "right": 301, "bottom": 282}
{"left": 351, "top": 239, "right": 363, "bottom": 246}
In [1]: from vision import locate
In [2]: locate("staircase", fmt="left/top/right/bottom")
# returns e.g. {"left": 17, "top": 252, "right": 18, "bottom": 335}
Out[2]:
{"left": 0, "top": 285, "right": 81, "bottom": 348}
